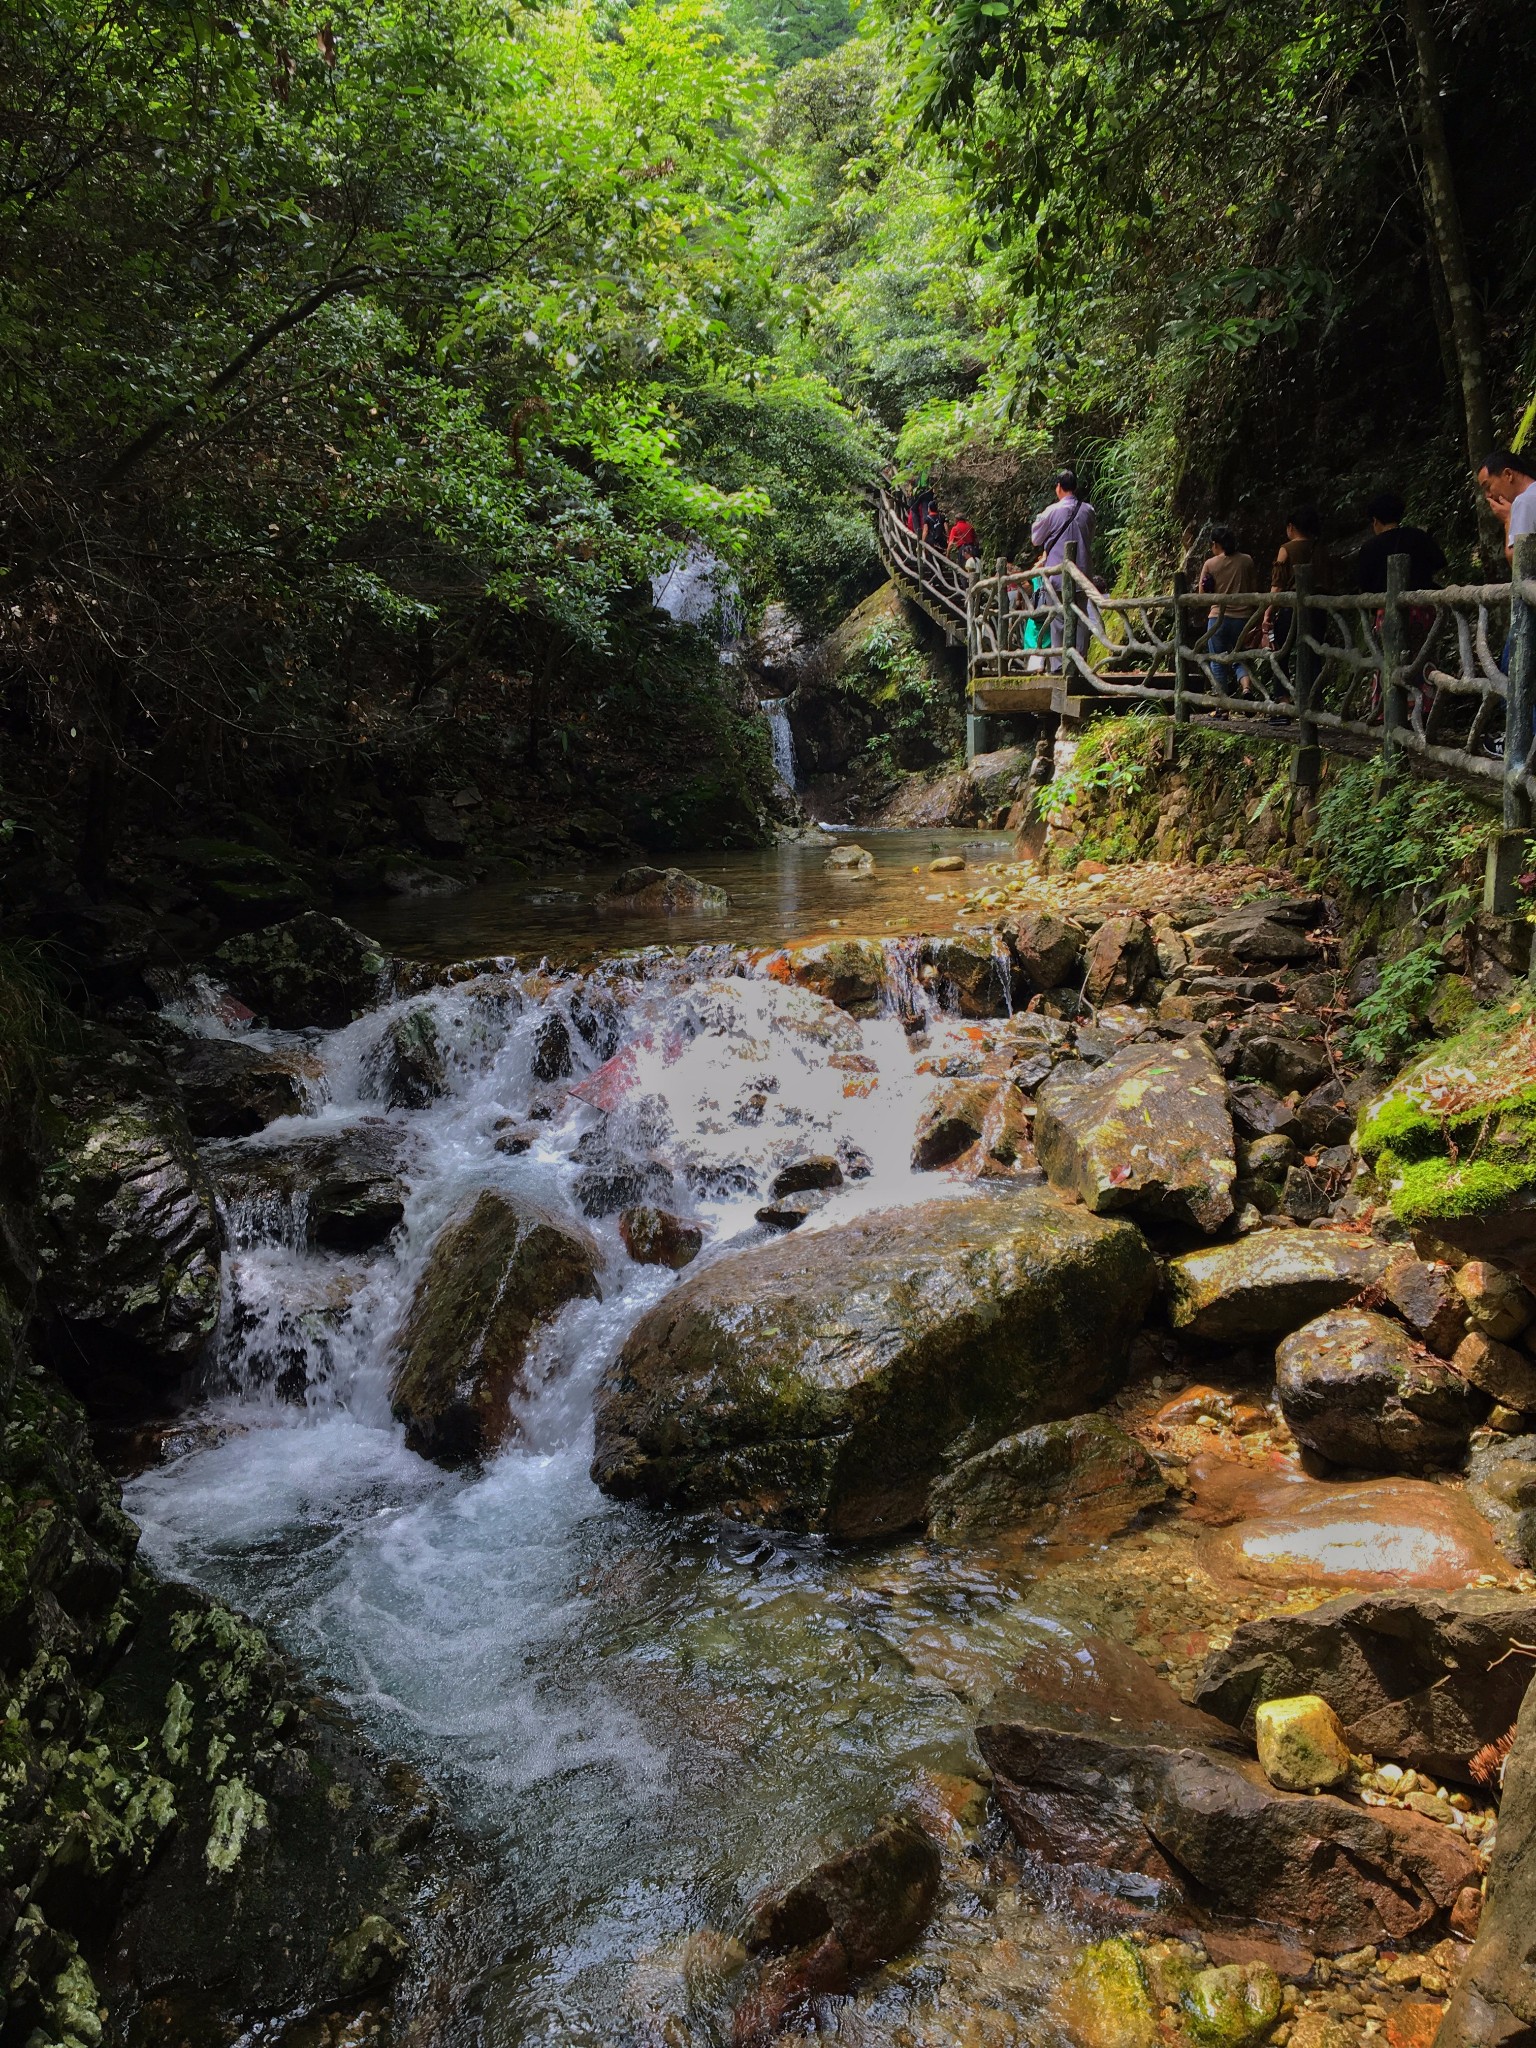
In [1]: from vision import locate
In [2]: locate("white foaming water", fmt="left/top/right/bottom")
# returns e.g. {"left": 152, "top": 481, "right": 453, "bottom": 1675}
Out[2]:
{"left": 128, "top": 955, "right": 1004, "bottom": 2041}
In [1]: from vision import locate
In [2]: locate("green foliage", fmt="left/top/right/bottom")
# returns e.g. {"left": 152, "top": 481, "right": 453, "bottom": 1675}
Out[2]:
{"left": 1312, "top": 762, "right": 1495, "bottom": 902}
{"left": 1035, "top": 716, "right": 1156, "bottom": 830}
{"left": 1347, "top": 942, "right": 1447, "bottom": 1067}
{"left": 0, "top": 943, "right": 66, "bottom": 1119}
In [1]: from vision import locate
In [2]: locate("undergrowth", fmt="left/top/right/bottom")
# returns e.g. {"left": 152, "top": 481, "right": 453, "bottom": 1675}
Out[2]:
{"left": 0, "top": 940, "right": 64, "bottom": 1123}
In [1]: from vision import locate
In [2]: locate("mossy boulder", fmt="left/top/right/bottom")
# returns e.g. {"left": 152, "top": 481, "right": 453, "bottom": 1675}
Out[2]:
{"left": 1254, "top": 1694, "right": 1351, "bottom": 1791}
{"left": 389, "top": 1190, "right": 601, "bottom": 1465}
{"left": 35, "top": 1057, "right": 223, "bottom": 1387}
{"left": 597, "top": 865, "right": 729, "bottom": 913}
{"left": 591, "top": 1188, "right": 1158, "bottom": 1538}
{"left": 166, "top": 1033, "right": 316, "bottom": 1137}
{"left": 1035, "top": 1037, "right": 1237, "bottom": 1235}
{"left": 1180, "top": 1962, "right": 1284, "bottom": 2048}
{"left": 1358, "top": 1007, "right": 1536, "bottom": 1277}
{"left": 366, "top": 1003, "right": 449, "bottom": 1109}
{"left": 173, "top": 836, "right": 316, "bottom": 920}
{"left": 1059, "top": 1939, "right": 1160, "bottom": 2048}
{"left": 211, "top": 913, "right": 392, "bottom": 1029}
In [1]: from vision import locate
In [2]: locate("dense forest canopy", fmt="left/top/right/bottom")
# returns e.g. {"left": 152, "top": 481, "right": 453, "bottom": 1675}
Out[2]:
{"left": 1, "top": 0, "right": 1533, "bottom": 888}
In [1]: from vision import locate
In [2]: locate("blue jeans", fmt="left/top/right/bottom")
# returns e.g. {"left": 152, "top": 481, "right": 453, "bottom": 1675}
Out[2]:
{"left": 1207, "top": 614, "right": 1252, "bottom": 695}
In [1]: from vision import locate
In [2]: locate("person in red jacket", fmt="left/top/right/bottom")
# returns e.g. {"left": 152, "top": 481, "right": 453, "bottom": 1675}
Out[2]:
{"left": 947, "top": 515, "right": 978, "bottom": 565}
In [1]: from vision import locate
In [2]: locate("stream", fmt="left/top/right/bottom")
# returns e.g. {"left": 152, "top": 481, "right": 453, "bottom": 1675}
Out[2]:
{"left": 121, "top": 853, "right": 1505, "bottom": 2045}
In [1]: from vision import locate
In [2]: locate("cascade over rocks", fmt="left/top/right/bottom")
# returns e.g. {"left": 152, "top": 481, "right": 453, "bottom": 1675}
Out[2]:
{"left": 1034, "top": 1037, "right": 1237, "bottom": 1234}
{"left": 36, "top": 1058, "right": 223, "bottom": 1387}
{"left": 367, "top": 1004, "right": 449, "bottom": 1109}
{"left": 1275, "top": 1309, "right": 1483, "bottom": 1471}
{"left": 210, "top": 912, "right": 393, "bottom": 1028}
{"left": 591, "top": 1188, "right": 1158, "bottom": 1537}
{"left": 1191, "top": 1587, "right": 1536, "bottom": 1781}
{"left": 760, "top": 936, "right": 887, "bottom": 1016}
{"left": 978, "top": 1702, "right": 1479, "bottom": 1955}
{"left": 208, "top": 1122, "right": 409, "bottom": 1251}
{"left": 389, "top": 1190, "right": 601, "bottom": 1465}
{"left": 926, "top": 1412, "right": 1167, "bottom": 1540}
{"left": 1167, "top": 1231, "right": 1389, "bottom": 1341}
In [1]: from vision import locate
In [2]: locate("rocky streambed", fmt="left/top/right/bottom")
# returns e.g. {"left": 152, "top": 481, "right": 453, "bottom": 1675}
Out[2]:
{"left": 9, "top": 888, "right": 1536, "bottom": 2047}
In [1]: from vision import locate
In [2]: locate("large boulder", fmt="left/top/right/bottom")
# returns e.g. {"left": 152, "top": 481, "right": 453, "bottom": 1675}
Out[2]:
{"left": 1167, "top": 1231, "right": 1389, "bottom": 1341}
{"left": 926, "top": 1413, "right": 1167, "bottom": 1540}
{"left": 211, "top": 913, "right": 391, "bottom": 1029}
{"left": 365, "top": 1005, "right": 449, "bottom": 1109}
{"left": 389, "top": 1191, "right": 601, "bottom": 1465}
{"left": 1436, "top": 1675, "right": 1536, "bottom": 2048}
{"left": 1034, "top": 1038, "right": 1237, "bottom": 1235}
{"left": 920, "top": 934, "right": 1018, "bottom": 1018}
{"left": 911, "top": 1077, "right": 997, "bottom": 1170}
{"left": 1184, "top": 897, "right": 1325, "bottom": 966}
{"left": 591, "top": 1190, "right": 1159, "bottom": 1538}
{"left": 207, "top": 1121, "right": 409, "bottom": 1251}
{"left": 597, "top": 865, "right": 729, "bottom": 913}
{"left": 36, "top": 1064, "right": 222, "bottom": 1385}
{"left": 1275, "top": 1308, "right": 1482, "bottom": 1472}
{"left": 1192, "top": 1587, "right": 1536, "bottom": 1783}
{"left": 166, "top": 1035, "right": 315, "bottom": 1138}
{"left": 978, "top": 1705, "right": 1478, "bottom": 1955}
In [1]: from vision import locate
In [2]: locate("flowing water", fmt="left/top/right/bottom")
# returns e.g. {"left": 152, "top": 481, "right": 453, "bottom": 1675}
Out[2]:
{"left": 759, "top": 697, "right": 800, "bottom": 794}
{"left": 133, "top": 944, "right": 1116, "bottom": 2044}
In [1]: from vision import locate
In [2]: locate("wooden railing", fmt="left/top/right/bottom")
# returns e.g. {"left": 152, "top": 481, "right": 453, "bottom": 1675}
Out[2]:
{"left": 873, "top": 490, "right": 1536, "bottom": 833}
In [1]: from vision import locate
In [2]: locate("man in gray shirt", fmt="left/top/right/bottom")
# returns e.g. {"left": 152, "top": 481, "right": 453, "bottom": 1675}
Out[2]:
{"left": 1479, "top": 448, "right": 1536, "bottom": 559}
{"left": 1032, "top": 468, "right": 1096, "bottom": 668}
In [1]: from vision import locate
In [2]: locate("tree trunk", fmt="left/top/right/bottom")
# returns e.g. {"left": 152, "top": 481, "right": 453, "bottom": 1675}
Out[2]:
{"left": 1401, "top": 0, "right": 1496, "bottom": 512}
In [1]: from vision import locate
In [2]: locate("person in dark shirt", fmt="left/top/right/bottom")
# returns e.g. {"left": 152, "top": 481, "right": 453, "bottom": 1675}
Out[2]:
{"left": 1355, "top": 491, "right": 1446, "bottom": 593}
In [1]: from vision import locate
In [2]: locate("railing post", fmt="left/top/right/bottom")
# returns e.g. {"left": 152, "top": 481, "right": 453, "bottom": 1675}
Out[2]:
{"left": 1382, "top": 551, "right": 1408, "bottom": 765}
{"left": 1172, "top": 572, "right": 1190, "bottom": 729}
{"left": 1061, "top": 541, "right": 1077, "bottom": 687}
{"left": 1291, "top": 562, "right": 1320, "bottom": 793}
{"left": 994, "top": 556, "right": 1006, "bottom": 679}
{"left": 1506, "top": 532, "right": 1535, "bottom": 829}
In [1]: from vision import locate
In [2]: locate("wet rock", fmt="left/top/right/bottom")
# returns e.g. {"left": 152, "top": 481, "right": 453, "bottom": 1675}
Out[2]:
{"left": 1276, "top": 1308, "right": 1482, "bottom": 1471}
{"left": 1191, "top": 1586, "right": 1536, "bottom": 1782}
{"left": 209, "top": 1122, "right": 408, "bottom": 1251}
{"left": 1178, "top": 1961, "right": 1284, "bottom": 2048}
{"left": 592, "top": 1189, "right": 1158, "bottom": 1537}
{"left": 1281, "top": 1165, "right": 1336, "bottom": 1223}
{"left": 1167, "top": 1231, "right": 1388, "bottom": 1341}
{"left": 598, "top": 865, "right": 729, "bottom": 912}
{"left": 1455, "top": 1330, "right": 1536, "bottom": 1415}
{"left": 572, "top": 1128, "right": 675, "bottom": 1217}
{"left": 1059, "top": 1938, "right": 1160, "bottom": 2048}
{"left": 911, "top": 1077, "right": 996, "bottom": 1170}
{"left": 36, "top": 1065, "right": 222, "bottom": 1385}
{"left": 210, "top": 912, "right": 391, "bottom": 1028}
{"left": 926, "top": 1412, "right": 1167, "bottom": 1540}
{"left": 1035, "top": 1037, "right": 1237, "bottom": 1235}
{"left": 824, "top": 843, "right": 875, "bottom": 876}
{"left": 921, "top": 934, "right": 1019, "bottom": 1017}
{"left": 1206, "top": 1475, "right": 1513, "bottom": 1590}
{"left": 619, "top": 1205, "right": 703, "bottom": 1270}
{"left": 1382, "top": 1252, "right": 1467, "bottom": 1355}
{"left": 755, "top": 1190, "right": 829, "bottom": 1231}
{"left": 166, "top": 1035, "right": 312, "bottom": 1138}
{"left": 770, "top": 1155, "right": 843, "bottom": 1197}
{"left": 1435, "top": 1674, "right": 1536, "bottom": 2048}
{"left": 1456, "top": 1260, "right": 1534, "bottom": 1343}
{"left": 367, "top": 1003, "right": 448, "bottom": 1109}
{"left": 978, "top": 1703, "right": 1478, "bottom": 1954}
{"left": 1466, "top": 1434, "right": 1536, "bottom": 1567}
{"left": 760, "top": 937, "right": 886, "bottom": 1016}
{"left": 389, "top": 1190, "right": 600, "bottom": 1465}
{"left": 1230, "top": 1083, "right": 1303, "bottom": 1143}
{"left": 1083, "top": 913, "right": 1159, "bottom": 1006}
{"left": 734, "top": 1815, "right": 940, "bottom": 2037}
{"left": 930, "top": 854, "right": 966, "bottom": 873}
{"left": 1254, "top": 1694, "right": 1351, "bottom": 1791}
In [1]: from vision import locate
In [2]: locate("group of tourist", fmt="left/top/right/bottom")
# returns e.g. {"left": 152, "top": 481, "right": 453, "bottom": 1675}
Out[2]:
{"left": 893, "top": 450, "right": 1536, "bottom": 706}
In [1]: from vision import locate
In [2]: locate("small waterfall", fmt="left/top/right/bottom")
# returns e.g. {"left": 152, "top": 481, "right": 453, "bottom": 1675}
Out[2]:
{"left": 760, "top": 695, "right": 799, "bottom": 792}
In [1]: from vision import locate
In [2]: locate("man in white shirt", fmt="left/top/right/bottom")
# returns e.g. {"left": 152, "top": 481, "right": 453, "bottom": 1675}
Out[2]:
{"left": 1478, "top": 448, "right": 1536, "bottom": 558}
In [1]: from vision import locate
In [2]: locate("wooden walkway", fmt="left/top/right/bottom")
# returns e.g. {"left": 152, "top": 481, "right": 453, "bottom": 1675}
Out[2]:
{"left": 874, "top": 491, "right": 1536, "bottom": 839}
